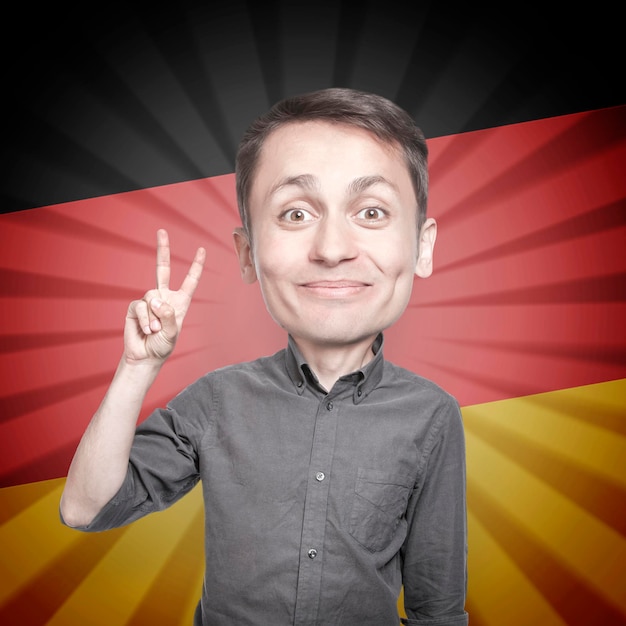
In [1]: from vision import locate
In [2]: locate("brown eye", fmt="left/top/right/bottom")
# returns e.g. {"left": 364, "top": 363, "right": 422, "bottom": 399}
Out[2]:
{"left": 357, "top": 207, "right": 385, "bottom": 220}
{"left": 282, "top": 208, "right": 313, "bottom": 223}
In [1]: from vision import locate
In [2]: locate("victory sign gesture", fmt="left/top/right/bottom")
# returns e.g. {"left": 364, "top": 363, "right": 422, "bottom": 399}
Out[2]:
{"left": 125, "top": 229, "right": 206, "bottom": 363}
{"left": 60, "top": 229, "right": 205, "bottom": 527}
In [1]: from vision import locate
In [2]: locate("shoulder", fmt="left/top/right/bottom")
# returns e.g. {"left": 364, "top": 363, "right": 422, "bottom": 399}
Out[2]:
{"left": 177, "top": 348, "right": 288, "bottom": 396}
{"left": 382, "top": 362, "right": 466, "bottom": 463}
{"left": 382, "top": 360, "right": 459, "bottom": 408}
{"left": 213, "top": 348, "right": 288, "bottom": 382}
{"left": 380, "top": 360, "right": 463, "bottom": 441}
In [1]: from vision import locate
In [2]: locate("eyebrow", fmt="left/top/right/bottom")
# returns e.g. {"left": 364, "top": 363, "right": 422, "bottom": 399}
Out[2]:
{"left": 347, "top": 175, "right": 398, "bottom": 196}
{"left": 269, "top": 174, "right": 320, "bottom": 197}
{"left": 269, "top": 174, "right": 397, "bottom": 198}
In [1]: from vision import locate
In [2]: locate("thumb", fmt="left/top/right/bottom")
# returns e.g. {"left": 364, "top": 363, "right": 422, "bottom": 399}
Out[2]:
{"left": 150, "top": 298, "right": 178, "bottom": 340}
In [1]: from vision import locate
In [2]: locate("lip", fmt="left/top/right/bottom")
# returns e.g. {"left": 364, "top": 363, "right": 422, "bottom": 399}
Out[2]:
{"left": 299, "top": 280, "right": 371, "bottom": 298}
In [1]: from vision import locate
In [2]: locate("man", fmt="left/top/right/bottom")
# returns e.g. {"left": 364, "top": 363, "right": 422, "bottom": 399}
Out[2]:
{"left": 60, "top": 88, "right": 468, "bottom": 625}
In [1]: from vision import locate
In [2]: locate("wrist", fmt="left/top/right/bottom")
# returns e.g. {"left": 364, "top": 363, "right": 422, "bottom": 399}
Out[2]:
{"left": 119, "top": 354, "right": 164, "bottom": 380}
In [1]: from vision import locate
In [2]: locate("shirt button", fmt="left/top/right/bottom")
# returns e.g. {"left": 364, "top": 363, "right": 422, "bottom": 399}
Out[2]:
{"left": 315, "top": 472, "right": 325, "bottom": 482}
{"left": 308, "top": 548, "right": 318, "bottom": 559}
{"left": 326, "top": 401, "right": 333, "bottom": 411}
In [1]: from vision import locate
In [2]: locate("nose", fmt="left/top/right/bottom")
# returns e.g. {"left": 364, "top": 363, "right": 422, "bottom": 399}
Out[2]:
{"left": 309, "top": 214, "right": 358, "bottom": 266}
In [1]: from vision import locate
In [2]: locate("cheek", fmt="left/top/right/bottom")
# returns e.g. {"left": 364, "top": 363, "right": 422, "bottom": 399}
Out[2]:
{"left": 253, "top": 244, "right": 298, "bottom": 290}
{"left": 377, "top": 238, "right": 418, "bottom": 277}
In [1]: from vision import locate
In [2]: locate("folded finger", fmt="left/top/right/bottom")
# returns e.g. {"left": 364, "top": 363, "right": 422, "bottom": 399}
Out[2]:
{"left": 128, "top": 299, "right": 152, "bottom": 335}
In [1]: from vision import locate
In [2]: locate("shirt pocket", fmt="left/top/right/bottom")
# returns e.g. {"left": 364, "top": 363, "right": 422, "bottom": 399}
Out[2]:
{"left": 348, "top": 467, "right": 415, "bottom": 552}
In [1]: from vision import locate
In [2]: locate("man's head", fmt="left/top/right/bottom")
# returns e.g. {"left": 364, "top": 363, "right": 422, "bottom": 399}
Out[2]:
{"left": 235, "top": 88, "right": 429, "bottom": 239}
{"left": 232, "top": 90, "right": 437, "bottom": 353}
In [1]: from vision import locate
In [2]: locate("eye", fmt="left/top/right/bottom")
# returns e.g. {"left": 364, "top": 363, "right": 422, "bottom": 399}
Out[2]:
{"left": 356, "top": 207, "right": 386, "bottom": 221}
{"left": 281, "top": 208, "right": 314, "bottom": 223}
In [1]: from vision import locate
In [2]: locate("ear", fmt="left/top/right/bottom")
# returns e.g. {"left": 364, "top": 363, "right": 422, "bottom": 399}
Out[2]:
{"left": 233, "top": 227, "right": 258, "bottom": 284}
{"left": 415, "top": 218, "right": 437, "bottom": 278}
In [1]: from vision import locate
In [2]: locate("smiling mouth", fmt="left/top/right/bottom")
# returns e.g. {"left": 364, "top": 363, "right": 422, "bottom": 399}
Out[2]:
{"left": 300, "top": 280, "right": 371, "bottom": 298}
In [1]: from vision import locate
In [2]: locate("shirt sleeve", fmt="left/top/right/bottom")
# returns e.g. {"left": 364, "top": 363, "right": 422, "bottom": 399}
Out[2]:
{"left": 66, "top": 379, "right": 209, "bottom": 532}
{"left": 401, "top": 394, "right": 468, "bottom": 626}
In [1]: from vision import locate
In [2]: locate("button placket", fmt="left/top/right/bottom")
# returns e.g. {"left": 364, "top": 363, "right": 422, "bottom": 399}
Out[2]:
{"left": 293, "top": 396, "right": 340, "bottom": 623}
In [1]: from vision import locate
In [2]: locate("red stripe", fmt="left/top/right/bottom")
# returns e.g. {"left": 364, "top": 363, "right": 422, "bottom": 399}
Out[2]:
{"left": 1, "top": 106, "right": 624, "bottom": 486}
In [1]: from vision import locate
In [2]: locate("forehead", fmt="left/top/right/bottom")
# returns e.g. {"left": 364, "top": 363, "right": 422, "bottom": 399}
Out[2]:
{"left": 254, "top": 121, "right": 409, "bottom": 184}
{"left": 266, "top": 118, "right": 399, "bottom": 154}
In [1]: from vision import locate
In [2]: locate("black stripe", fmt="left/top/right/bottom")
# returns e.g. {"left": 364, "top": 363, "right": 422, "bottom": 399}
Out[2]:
{"left": 3, "top": 1, "right": 624, "bottom": 213}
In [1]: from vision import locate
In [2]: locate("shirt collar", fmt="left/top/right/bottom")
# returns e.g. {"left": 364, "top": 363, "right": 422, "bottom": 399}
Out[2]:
{"left": 285, "top": 333, "right": 385, "bottom": 404}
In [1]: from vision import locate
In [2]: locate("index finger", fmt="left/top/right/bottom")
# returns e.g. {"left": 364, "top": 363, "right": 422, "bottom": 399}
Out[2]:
{"left": 156, "top": 229, "right": 171, "bottom": 290}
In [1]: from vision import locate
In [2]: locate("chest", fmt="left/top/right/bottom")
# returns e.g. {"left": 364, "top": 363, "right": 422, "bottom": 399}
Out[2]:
{"left": 201, "top": 391, "right": 426, "bottom": 509}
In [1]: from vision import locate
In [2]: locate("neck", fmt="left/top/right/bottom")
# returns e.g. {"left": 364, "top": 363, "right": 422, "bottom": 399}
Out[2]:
{"left": 293, "top": 335, "right": 378, "bottom": 392}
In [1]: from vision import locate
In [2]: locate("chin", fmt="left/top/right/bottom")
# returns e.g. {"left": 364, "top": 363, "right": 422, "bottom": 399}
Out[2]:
{"left": 296, "top": 323, "right": 382, "bottom": 347}
{"left": 276, "top": 308, "right": 397, "bottom": 346}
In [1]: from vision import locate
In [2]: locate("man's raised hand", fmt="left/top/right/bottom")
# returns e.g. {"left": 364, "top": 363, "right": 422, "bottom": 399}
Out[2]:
{"left": 125, "top": 229, "right": 206, "bottom": 363}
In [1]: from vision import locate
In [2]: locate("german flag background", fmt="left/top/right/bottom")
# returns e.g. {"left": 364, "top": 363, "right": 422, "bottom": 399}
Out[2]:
{"left": 1, "top": 3, "right": 625, "bottom": 625}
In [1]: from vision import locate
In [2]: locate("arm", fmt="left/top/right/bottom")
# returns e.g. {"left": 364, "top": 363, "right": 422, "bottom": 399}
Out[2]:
{"left": 401, "top": 399, "right": 468, "bottom": 625}
{"left": 60, "top": 229, "right": 205, "bottom": 528}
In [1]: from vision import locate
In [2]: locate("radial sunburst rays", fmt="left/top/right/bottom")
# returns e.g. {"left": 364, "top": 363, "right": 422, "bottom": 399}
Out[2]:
{"left": 1, "top": 106, "right": 625, "bottom": 624}
{"left": 465, "top": 380, "right": 626, "bottom": 625}
{"left": 0, "top": 480, "right": 205, "bottom": 625}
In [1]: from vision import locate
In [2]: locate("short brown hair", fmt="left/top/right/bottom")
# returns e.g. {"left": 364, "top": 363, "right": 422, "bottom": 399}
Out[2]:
{"left": 235, "top": 87, "right": 429, "bottom": 236}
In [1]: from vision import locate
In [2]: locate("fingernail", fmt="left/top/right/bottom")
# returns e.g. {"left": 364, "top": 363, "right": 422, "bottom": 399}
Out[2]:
{"left": 143, "top": 325, "right": 151, "bottom": 334}
{"left": 152, "top": 298, "right": 162, "bottom": 308}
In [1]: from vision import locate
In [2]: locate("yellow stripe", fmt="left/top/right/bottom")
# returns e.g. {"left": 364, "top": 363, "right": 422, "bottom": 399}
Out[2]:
{"left": 1, "top": 378, "right": 624, "bottom": 624}
{"left": 463, "top": 378, "right": 626, "bottom": 487}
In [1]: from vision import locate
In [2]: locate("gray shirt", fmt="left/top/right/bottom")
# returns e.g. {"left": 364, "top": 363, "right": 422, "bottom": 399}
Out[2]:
{"left": 77, "top": 334, "right": 468, "bottom": 625}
